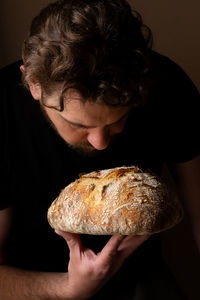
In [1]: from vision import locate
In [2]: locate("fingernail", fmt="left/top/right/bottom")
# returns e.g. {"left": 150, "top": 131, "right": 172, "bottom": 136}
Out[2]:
{"left": 55, "top": 229, "right": 62, "bottom": 236}
{"left": 116, "top": 234, "right": 125, "bottom": 241}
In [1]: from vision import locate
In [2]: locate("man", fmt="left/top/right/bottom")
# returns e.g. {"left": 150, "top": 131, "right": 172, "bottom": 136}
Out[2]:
{"left": 0, "top": 0, "right": 199, "bottom": 299}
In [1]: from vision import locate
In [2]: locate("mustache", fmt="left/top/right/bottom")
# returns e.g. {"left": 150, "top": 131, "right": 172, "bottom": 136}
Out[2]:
{"left": 67, "top": 141, "right": 101, "bottom": 157}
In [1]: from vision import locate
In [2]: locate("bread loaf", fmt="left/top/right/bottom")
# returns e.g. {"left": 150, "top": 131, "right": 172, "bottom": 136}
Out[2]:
{"left": 47, "top": 166, "right": 183, "bottom": 235}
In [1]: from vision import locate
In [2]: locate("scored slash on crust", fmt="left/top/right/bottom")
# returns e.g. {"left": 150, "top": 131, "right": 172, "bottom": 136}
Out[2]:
{"left": 47, "top": 166, "right": 184, "bottom": 235}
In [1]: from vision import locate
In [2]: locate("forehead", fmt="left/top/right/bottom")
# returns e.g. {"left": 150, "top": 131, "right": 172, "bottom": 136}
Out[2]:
{"left": 44, "top": 87, "right": 131, "bottom": 125}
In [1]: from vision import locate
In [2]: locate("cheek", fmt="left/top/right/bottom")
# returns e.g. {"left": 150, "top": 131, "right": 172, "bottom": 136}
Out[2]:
{"left": 43, "top": 109, "right": 88, "bottom": 143}
{"left": 59, "top": 125, "right": 88, "bottom": 143}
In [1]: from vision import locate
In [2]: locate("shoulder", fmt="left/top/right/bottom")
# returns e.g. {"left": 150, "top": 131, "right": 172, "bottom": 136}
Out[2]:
{"left": 0, "top": 61, "right": 28, "bottom": 109}
{"left": 128, "top": 51, "right": 200, "bottom": 164}
{"left": 0, "top": 60, "right": 23, "bottom": 88}
{"left": 0, "top": 61, "right": 35, "bottom": 137}
{"left": 149, "top": 51, "right": 199, "bottom": 95}
{"left": 145, "top": 51, "right": 200, "bottom": 114}
{"left": 149, "top": 50, "right": 186, "bottom": 75}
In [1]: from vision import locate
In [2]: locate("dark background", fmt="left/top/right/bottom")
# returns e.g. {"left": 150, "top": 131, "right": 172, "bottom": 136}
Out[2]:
{"left": 0, "top": 1, "right": 199, "bottom": 299}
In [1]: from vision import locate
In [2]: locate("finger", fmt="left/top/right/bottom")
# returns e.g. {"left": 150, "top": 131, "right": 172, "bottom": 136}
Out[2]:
{"left": 118, "top": 234, "right": 150, "bottom": 258}
{"left": 100, "top": 235, "right": 126, "bottom": 259}
{"left": 55, "top": 230, "right": 82, "bottom": 257}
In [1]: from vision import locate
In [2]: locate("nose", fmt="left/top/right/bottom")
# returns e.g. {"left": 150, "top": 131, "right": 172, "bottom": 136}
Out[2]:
{"left": 87, "top": 127, "right": 111, "bottom": 150}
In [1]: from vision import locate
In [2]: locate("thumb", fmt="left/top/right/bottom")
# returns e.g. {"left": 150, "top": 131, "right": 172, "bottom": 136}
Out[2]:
{"left": 118, "top": 234, "right": 150, "bottom": 259}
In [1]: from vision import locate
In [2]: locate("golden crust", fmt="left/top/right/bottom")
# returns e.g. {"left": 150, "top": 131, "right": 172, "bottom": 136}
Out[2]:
{"left": 47, "top": 166, "right": 183, "bottom": 235}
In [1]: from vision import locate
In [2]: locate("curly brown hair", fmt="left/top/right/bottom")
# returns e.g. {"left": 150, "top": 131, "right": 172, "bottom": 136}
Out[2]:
{"left": 22, "top": 0, "right": 153, "bottom": 110}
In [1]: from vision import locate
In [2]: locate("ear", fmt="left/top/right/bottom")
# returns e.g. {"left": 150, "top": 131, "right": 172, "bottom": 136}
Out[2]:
{"left": 20, "top": 65, "right": 25, "bottom": 73}
{"left": 20, "top": 65, "right": 41, "bottom": 101}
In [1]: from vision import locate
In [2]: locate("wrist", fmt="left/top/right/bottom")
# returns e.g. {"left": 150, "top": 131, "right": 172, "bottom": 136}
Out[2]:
{"left": 60, "top": 274, "right": 91, "bottom": 300}
{"left": 50, "top": 272, "right": 74, "bottom": 300}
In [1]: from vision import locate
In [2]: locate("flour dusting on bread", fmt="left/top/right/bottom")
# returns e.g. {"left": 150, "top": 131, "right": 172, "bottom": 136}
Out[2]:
{"left": 47, "top": 166, "right": 183, "bottom": 235}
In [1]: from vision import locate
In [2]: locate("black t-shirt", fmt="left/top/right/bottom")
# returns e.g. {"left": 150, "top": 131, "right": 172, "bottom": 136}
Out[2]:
{"left": 0, "top": 51, "right": 200, "bottom": 298}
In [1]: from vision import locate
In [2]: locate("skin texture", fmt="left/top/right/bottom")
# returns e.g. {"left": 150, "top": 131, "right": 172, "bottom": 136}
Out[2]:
{"left": 56, "top": 231, "right": 149, "bottom": 300}
{"left": 44, "top": 100, "right": 130, "bottom": 152}
{"left": 0, "top": 211, "right": 149, "bottom": 300}
{"left": 28, "top": 81, "right": 132, "bottom": 153}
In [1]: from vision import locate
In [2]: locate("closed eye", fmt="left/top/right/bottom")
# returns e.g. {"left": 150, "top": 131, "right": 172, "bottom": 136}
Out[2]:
{"left": 68, "top": 122, "right": 89, "bottom": 129}
{"left": 60, "top": 111, "right": 130, "bottom": 129}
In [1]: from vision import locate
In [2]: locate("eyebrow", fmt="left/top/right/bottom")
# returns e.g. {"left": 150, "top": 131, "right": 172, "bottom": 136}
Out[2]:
{"left": 60, "top": 111, "right": 130, "bottom": 129}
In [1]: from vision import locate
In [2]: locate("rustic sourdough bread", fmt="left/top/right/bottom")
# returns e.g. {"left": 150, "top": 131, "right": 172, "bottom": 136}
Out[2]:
{"left": 47, "top": 166, "right": 183, "bottom": 235}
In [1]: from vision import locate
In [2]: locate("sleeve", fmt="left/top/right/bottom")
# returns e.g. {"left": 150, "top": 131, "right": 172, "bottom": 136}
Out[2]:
{"left": 0, "top": 66, "right": 13, "bottom": 210}
{"left": 151, "top": 56, "right": 200, "bottom": 164}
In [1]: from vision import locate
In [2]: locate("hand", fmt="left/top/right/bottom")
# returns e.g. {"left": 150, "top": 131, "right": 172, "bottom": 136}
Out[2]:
{"left": 55, "top": 231, "right": 149, "bottom": 300}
